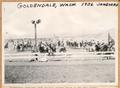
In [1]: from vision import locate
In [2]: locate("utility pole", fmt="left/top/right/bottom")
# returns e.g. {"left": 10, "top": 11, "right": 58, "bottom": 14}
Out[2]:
{"left": 31, "top": 19, "right": 41, "bottom": 52}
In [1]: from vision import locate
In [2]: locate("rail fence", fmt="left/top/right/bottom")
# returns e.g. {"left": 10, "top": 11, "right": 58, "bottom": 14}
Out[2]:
{"left": 4, "top": 51, "right": 115, "bottom": 62}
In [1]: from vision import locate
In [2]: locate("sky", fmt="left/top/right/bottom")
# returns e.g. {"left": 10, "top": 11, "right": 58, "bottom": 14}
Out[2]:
{"left": 2, "top": 2, "right": 118, "bottom": 39}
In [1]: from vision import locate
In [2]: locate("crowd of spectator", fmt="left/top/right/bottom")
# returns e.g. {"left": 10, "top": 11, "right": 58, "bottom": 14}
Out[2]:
{"left": 66, "top": 40, "right": 115, "bottom": 52}
{"left": 4, "top": 38, "right": 115, "bottom": 54}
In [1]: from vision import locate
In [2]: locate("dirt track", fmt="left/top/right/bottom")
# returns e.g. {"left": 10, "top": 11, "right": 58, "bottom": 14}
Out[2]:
{"left": 5, "top": 60, "right": 115, "bottom": 83}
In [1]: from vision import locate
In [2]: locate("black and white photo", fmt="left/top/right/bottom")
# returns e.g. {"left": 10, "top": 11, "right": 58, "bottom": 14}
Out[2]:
{"left": 2, "top": 2, "right": 118, "bottom": 85}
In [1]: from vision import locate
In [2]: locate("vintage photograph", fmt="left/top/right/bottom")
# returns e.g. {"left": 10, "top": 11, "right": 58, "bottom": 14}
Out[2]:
{"left": 2, "top": 2, "right": 118, "bottom": 84}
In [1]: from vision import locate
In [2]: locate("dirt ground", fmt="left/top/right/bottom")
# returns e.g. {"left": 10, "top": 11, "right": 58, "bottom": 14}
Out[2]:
{"left": 5, "top": 59, "right": 115, "bottom": 83}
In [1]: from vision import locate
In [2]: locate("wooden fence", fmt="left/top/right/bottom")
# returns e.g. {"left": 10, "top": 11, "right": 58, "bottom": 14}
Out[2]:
{"left": 4, "top": 51, "right": 115, "bottom": 62}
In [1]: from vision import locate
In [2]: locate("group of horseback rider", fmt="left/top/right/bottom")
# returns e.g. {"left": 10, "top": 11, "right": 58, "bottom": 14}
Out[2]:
{"left": 5, "top": 38, "right": 115, "bottom": 55}
{"left": 5, "top": 39, "right": 67, "bottom": 55}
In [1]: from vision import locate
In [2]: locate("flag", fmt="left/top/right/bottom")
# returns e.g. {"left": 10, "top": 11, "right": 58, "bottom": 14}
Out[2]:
{"left": 108, "top": 32, "right": 115, "bottom": 45}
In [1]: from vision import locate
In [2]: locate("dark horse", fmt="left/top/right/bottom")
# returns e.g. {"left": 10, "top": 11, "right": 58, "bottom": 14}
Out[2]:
{"left": 23, "top": 44, "right": 33, "bottom": 51}
{"left": 59, "top": 46, "right": 66, "bottom": 52}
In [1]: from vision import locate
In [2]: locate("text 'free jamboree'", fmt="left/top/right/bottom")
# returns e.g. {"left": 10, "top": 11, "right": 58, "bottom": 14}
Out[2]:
{"left": 17, "top": 2, "right": 118, "bottom": 9}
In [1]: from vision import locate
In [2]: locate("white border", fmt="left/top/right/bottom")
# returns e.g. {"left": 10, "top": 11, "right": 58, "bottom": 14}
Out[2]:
{"left": 2, "top": 2, "right": 118, "bottom": 87}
